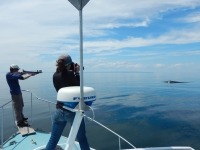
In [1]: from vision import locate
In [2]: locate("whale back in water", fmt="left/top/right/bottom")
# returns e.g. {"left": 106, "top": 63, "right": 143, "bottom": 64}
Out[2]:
{"left": 164, "top": 80, "right": 189, "bottom": 84}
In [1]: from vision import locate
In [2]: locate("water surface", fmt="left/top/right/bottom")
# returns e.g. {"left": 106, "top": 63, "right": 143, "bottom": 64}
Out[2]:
{"left": 1, "top": 72, "right": 200, "bottom": 149}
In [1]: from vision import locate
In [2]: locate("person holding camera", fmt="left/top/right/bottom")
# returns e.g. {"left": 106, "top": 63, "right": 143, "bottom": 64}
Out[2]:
{"left": 6, "top": 64, "right": 33, "bottom": 127}
{"left": 46, "top": 54, "right": 90, "bottom": 150}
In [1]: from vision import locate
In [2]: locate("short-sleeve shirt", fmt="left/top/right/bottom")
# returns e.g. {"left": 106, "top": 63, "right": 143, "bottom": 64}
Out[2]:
{"left": 6, "top": 72, "right": 24, "bottom": 95}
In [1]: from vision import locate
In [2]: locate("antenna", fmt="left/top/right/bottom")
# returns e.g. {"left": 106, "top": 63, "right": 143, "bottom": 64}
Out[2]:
{"left": 68, "top": 0, "right": 90, "bottom": 111}
{"left": 64, "top": 1, "right": 90, "bottom": 149}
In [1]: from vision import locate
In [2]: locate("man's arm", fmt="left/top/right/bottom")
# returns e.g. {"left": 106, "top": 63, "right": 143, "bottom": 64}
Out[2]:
{"left": 22, "top": 73, "right": 32, "bottom": 80}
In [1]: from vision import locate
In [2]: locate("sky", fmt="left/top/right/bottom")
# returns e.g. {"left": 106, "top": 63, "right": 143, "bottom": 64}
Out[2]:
{"left": 1, "top": 0, "right": 200, "bottom": 77}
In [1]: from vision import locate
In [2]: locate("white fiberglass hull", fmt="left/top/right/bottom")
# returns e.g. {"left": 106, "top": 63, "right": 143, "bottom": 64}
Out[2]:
{"left": 2, "top": 131, "right": 94, "bottom": 150}
{"left": 2, "top": 130, "right": 194, "bottom": 150}
{"left": 124, "top": 147, "right": 194, "bottom": 150}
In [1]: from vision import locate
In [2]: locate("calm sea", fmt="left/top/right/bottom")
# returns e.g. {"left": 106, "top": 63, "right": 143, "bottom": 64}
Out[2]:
{"left": 1, "top": 72, "right": 200, "bottom": 149}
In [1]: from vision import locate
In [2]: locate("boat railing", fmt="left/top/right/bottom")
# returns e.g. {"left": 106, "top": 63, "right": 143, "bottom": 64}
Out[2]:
{"left": 0, "top": 90, "right": 55, "bottom": 149}
{"left": 84, "top": 115, "right": 136, "bottom": 149}
{"left": 0, "top": 89, "right": 136, "bottom": 149}
{"left": 0, "top": 100, "right": 13, "bottom": 149}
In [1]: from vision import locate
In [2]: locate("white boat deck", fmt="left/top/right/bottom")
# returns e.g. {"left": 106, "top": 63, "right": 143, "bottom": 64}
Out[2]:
{"left": 2, "top": 131, "right": 84, "bottom": 150}
{"left": 2, "top": 130, "right": 195, "bottom": 150}
{"left": 2, "top": 131, "right": 195, "bottom": 150}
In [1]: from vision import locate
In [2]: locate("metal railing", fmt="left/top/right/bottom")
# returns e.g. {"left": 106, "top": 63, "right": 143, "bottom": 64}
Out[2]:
{"left": 0, "top": 90, "right": 136, "bottom": 150}
{"left": 0, "top": 100, "right": 12, "bottom": 149}
{"left": 84, "top": 115, "right": 136, "bottom": 149}
{"left": 0, "top": 90, "right": 55, "bottom": 149}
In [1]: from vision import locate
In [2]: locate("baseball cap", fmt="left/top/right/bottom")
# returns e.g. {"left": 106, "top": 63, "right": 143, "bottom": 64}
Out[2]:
{"left": 57, "top": 54, "right": 73, "bottom": 65}
{"left": 10, "top": 64, "right": 20, "bottom": 70}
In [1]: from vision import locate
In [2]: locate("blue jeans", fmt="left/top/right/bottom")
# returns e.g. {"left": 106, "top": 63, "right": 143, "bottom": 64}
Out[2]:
{"left": 46, "top": 109, "right": 90, "bottom": 150}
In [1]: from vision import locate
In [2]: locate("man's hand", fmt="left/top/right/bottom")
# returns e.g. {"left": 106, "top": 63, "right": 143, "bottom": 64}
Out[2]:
{"left": 75, "top": 63, "right": 80, "bottom": 73}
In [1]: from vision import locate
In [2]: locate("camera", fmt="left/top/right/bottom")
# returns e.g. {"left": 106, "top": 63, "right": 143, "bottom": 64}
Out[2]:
{"left": 70, "top": 62, "right": 78, "bottom": 72}
{"left": 70, "top": 62, "right": 84, "bottom": 72}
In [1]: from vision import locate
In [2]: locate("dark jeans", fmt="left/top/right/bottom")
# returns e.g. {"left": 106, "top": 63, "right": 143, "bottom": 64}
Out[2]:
{"left": 46, "top": 109, "right": 90, "bottom": 150}
{"left": 11, "top": 93, "right": 25, "bottom": 123}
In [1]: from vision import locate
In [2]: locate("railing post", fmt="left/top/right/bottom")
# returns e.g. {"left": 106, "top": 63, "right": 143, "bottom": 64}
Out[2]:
{"left": 119, "top": 137, "right": 121, "bottom": 150}
{"left": 1, "top": 107, "right": 4, "bottom": 149}
{"left": 31, "top": 92, "right": 33, "bottom": 125}
{"left": 48, "top": 103, "right": 53, "bottom": 126}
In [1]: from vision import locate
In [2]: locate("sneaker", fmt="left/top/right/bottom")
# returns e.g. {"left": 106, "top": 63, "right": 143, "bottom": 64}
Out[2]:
{"left": 17, "top": 121, "right": 30, "bottom": 127}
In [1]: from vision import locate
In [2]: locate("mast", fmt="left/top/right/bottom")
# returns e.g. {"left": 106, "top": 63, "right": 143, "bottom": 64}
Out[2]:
{"left": 64, "top": 1, "right": 90, "bottom": 149}
{"left": 68, "top": 0, "right": 90, "bottom": 111}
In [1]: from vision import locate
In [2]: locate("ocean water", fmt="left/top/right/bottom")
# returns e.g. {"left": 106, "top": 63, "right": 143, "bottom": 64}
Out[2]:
{"left": 1, "top": 72, "right": 200, "bottom": 149}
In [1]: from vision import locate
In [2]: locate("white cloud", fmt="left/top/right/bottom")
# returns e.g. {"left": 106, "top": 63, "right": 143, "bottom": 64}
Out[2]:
{"left": 180, "top": 12, "right": 200, "bottom": 23}
{"left": 0, "top": 0, "right": 200, "bottom": 73}
{"left": 155, "top": 64, "right": 165, "bottom": 68}
{"left": 82, "top": 27, "right": 200, "bottom": 55}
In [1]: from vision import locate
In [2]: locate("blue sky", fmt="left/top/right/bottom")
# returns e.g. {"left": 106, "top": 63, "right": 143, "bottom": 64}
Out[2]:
{"left": 0, "top": 0, "right": 200, "bottom": 77}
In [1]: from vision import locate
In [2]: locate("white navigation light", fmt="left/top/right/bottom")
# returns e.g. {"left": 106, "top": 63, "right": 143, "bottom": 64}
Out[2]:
{"left": 57, "top": 86, "right": 96, "bottom": 109}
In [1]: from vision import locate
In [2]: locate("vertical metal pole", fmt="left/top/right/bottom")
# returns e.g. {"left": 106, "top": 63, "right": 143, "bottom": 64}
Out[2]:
{"left": 65, "top": 111, "right": 83, "bottom": 150}
{"left": 1, "top": 108, "right": 4, "bottom": 149}
{"left": 31, "top": 92, "right": 33, "bottom": 125}
{"left": 79, "top": 0, "right": 84, "bottom": 111}
{"left": 48, "top": 103, "right": 53, "bottom": 126}
{"left": 119, "top": 137, "right": 121, "bottom": 150}
{"left": 65, "top": 1, "right": 89, "bottom": 150}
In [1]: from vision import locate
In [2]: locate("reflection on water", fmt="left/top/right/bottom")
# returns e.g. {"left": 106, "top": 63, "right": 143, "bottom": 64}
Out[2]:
{"left": 1, "top": 72, "right": 200, "bottom": 149}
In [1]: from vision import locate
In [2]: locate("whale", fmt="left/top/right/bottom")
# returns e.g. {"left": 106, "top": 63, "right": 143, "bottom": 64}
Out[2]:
{"left": 164, "top": 80, "right": 189, "bottom": 84}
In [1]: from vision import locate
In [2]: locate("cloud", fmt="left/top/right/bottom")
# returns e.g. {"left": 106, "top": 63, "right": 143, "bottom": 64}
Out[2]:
{"left": 0, "top": 0, "right": 200, "bottom": 73}
{"left": 83, "top": 27, "right": 200, "bottom": 55}
{"left": 179, "top": 12, "right": 200, "bottom": 23}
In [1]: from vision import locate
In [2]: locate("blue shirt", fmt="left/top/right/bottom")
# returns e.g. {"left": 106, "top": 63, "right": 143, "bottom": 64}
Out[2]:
{"left": 6, "top": 72, "right": 24, "bottom": 95}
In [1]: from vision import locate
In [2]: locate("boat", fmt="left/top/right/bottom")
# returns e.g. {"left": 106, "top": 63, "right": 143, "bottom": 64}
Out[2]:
{"left": 0, "top": 0, "right": 195, "bottom": 149}
{"left": 0, "top": 89, "right": 195, "bottom": 150}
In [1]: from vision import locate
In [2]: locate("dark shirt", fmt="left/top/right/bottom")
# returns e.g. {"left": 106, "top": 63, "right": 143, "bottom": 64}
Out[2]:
{"left": 6, "top": 72, "right": 24, "bottom": 95}
{"left": 53, "top": 69, "right": 80, "bottom": 92}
